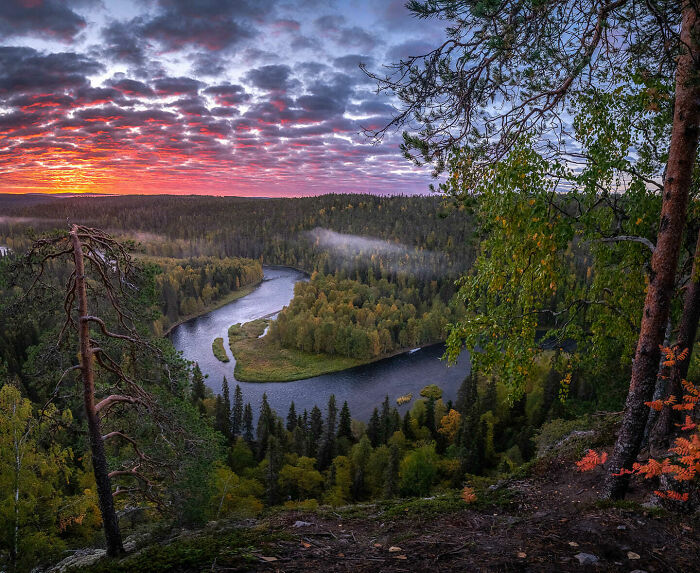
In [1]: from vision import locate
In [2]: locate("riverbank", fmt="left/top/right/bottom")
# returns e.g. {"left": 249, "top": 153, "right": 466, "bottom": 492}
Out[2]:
{"left": 229, "top": 321, "right": 443, "bottom": 382}
{"left": 162, "top": 280, "right": 262, "bottom": 336}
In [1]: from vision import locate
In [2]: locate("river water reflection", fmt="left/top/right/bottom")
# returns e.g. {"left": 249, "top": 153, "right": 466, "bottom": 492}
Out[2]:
{"left": 170, "top": 266, "right": 470, "bottom": 421}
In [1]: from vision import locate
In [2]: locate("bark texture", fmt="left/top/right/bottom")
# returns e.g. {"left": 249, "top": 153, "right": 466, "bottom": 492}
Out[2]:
{"left": 70, "top": 225, "right": 124, "bottom": 556}
{"left": 650, "top": 230, "right": 700, "bottom": 455}
{"left": 604, "top": 3, "right": 700, "bottom": 499}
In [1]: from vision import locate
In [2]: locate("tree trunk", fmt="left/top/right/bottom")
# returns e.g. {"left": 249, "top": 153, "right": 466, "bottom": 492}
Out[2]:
{"left": 649, "top": 229, "right": 700, "bottom": 455}
{"left": 70, "top": 226, "right": 124, "bottom": 556}
{"left": 603, "top": 4, "right": 700, "bottom": 500}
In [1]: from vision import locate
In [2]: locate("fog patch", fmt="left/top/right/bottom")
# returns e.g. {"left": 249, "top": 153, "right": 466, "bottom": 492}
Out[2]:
{"left": 305, "top": 228, "right": 448, "bottom": 278}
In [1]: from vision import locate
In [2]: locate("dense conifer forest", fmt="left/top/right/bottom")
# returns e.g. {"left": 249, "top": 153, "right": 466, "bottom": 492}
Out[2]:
{"left": 1, "top": 0, "right": 700, "bottom": 569}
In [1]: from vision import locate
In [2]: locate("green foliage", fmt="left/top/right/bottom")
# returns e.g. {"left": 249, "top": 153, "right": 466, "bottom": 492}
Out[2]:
{"left": 278, "top": 457, "right": 324, "bottom": 501}
{"left": 0, "top": 385, "right": 72, "bottom": 572}
{"left": 399, "top": 444, "right": 438, "bottom": 497}
{"left": 324, "top": 456, "right": 352, "bottom": 506}
{"left": 211, "top": 337, "right": 229, "bottom": 362}
{"left": 209, "top": 463, "right": 263, "bottom": 519}
{"left": 420, "top": 384, "right": 443, "bottom": 400}
{"left": 442, "top": 78, "right": 692, "bottom": 406}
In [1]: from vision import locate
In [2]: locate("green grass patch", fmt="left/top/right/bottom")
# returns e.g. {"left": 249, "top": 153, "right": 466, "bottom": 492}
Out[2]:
{"left": 70, "top": 526, "right": 287, "bottom": 573}
{"left": 228, "top": 320, "right": 366, "bottom": 382}
{"left": 212, "top": 337, "right": 229, "bottom": 362}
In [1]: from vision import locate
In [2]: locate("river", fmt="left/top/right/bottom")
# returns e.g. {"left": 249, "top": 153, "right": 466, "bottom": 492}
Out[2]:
{"left": 169, "top": 266, "right": 470, "bottom": 421}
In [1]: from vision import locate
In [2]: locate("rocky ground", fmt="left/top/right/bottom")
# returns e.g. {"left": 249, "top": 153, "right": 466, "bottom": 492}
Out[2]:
{"left": 55, "top": 455, "right": 697, "bottom": 573}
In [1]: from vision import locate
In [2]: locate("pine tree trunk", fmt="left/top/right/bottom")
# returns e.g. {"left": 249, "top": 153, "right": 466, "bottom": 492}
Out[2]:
{"left": 70, "top": 226, "right": 125, "bottom": 556}
{"left": 650, "top": 229, "right": 700, "bottom": 455}
{"left": 604, "top": 3, "right": 700, "bottom": 499}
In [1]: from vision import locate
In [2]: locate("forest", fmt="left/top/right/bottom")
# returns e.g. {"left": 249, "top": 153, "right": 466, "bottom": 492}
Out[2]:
{"left": 149, "top": 256, "right": 263, "bottom": 334}
{"left": 1, "top": 0, "right": 699, "bottom": 571}
{"left": 269, "top": 272, "right": 463, "bottom": 359}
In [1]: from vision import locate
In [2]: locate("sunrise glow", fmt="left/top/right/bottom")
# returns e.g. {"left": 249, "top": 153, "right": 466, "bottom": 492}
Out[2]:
{"left": 0, "top": 0, "right": 446, "bottom": 196}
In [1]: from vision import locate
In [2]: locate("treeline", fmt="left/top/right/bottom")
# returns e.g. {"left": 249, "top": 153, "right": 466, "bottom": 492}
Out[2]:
{"left": 269, "top": 272, "right": 464, "bottom": 360}
{"left": 151, "top": 256, "right": 263, "bottom": 334}
{"left": 0, "top": 194, "right": 475, "bottom": 292}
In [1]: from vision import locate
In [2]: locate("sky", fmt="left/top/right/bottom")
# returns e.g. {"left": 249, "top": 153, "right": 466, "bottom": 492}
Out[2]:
{"left": 0, "top": 0, "right": 447, "bottom": 196}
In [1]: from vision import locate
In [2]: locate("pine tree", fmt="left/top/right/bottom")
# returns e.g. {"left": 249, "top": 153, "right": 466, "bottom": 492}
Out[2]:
{"left": 286, "top": 401, "right": 297, "bottom": 433}
{"left": 242, "top": 403, "right": 254, "bottom": 445}
{"left": 337, "top": 401, "right": 353, "bottom": 441}
{"left": 231, "top": 384, "right": 243, "bottom": 438}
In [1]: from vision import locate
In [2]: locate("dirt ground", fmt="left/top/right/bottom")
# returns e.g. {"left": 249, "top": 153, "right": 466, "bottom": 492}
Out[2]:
{"left": 247, "top": 465, "right": 698, "bottom": 572}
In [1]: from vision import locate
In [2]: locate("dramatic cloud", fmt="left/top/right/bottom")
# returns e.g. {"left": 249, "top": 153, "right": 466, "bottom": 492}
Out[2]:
{"left": 0, "top": 0, "right": 442, "bottom": 196}
{"left": 0, "top": 0, "right": 86, "bottom": 42}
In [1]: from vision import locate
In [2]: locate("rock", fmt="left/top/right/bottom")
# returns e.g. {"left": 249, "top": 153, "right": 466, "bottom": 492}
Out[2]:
{"left": 293, "top": 520, "right": 313, "bottom": 528}
{"left": 574, "top": 552, "right": 599, "bottom": 565}
{"left": 48, "top": 549, "right": 106, "bottom": 572}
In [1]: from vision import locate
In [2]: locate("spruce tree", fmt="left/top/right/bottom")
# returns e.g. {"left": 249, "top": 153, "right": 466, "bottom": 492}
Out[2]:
{"left": 402, "top": 411, "right": 414, "bottom": 440}
{"left": 242, "top": 403, "right": 254, "bottom": 445}
{"left": 308, "top": 406, "right": 324, "bottom": 458}
{"left": 367, "top": 408, "right": 381, "bottom": 447}
{"left": 384, "top": 444, "right": 400, "bottom": 499}
{"left": 286, "top": 401, "right": 297, "bottom": 432}
{"left": 391, "top": 408, "right": 401, "bottom": 436}
{"left": 337, "top": 401, "right": 353, "bottom": 441}
{"left": 190, "top": 363, "right": 207, "bottom": 414}
{"left": 221, "top": 377, "right": 231, "bottom": 440}
{"left": 214, "top": 395, "right": 228, "bottom": 438}
{"left": 379, "top": 395, "right": 392, "bottom": 444}
{"left": 231, "top": 384, "right": 243, "bottom": 437}
{"left": 425, "top": 396, "right": 437, "bottom": 438}
{"left": 456, "top": 371, "right": 478, "bottom": 416}
{"left": 256, "top": 393, "right": 275, "bottom": 460}
{"left": 318, "top": 394, "right": 338, "bottom": 470}
{"left": 265, "top": 435, "right": 283, "bottom": 505}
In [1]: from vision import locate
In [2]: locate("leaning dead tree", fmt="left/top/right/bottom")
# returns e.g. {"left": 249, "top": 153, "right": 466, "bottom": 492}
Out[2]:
{"left": 25, "top": 225, "right": 171, "bottom": 556}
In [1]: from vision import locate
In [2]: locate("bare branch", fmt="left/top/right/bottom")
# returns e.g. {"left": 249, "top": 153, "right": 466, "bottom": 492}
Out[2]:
{"left": 95, "top": 394, "right": 142, "bottom": 414}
